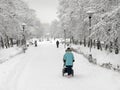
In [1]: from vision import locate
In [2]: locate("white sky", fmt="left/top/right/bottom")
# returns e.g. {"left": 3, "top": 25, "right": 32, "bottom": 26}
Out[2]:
{"left": 23, "top": 0, "right": 59, "bottom": 24}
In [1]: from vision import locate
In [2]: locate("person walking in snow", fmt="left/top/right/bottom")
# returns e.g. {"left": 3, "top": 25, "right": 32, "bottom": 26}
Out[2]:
{"left": 56, "top": 40, "right": 59, "bottom": 48}
{"left": 34, "top": 40, "right": 37, "bottom": 47}
{"left": 63, "top": 47, "right": 75, "bottom": 76}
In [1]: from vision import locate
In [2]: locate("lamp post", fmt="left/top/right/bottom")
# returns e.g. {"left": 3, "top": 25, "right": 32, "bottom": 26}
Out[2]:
{"left": 64, "top": 29, "right": 66, "bottom": 48}
{"left": 22, "top": 23, "right": 26, "bottom": 45}
{"left": 70, "top": 11, "right": 73, "bottom": 44}
{"left": 86, "top": 10, "right": 94, "bottom": 52}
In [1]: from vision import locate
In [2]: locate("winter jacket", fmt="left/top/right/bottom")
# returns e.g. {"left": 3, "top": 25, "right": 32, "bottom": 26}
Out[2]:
{"left": 63, "top": 52, "right": 74, "bottom": 66}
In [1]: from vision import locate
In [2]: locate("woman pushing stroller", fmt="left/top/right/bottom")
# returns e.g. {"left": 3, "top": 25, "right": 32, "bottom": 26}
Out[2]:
{"left": 63, "top": 47, "right": 75, "bottom": 77}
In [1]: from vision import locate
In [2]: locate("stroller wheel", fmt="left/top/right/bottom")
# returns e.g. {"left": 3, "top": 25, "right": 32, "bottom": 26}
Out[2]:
{"left": 71, "top": 69, "right": 74, "bottom": 76}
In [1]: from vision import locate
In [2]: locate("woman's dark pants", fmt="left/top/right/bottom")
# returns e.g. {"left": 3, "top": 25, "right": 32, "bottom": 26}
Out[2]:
{"left": 66, "top": 65, "right": 72, "bottom": 75}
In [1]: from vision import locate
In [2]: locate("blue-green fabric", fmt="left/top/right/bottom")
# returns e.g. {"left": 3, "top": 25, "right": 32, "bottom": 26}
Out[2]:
{"left": 63, "top": 52, "right": 74, "bottom": 66}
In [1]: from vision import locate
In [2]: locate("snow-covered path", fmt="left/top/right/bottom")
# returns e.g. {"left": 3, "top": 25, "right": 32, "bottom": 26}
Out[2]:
{"left": 6, "top": 41, "right": 120, "bottom": 90}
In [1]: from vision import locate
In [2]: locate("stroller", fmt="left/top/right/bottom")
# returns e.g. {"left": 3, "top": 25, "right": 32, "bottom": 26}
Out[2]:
{"left": 62, "top": 63, "right": 74, "bottom": 76}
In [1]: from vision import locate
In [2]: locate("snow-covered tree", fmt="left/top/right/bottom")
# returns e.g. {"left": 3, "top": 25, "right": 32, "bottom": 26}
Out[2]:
{"left": 0, "top": 0, "right": 44, "bottom": 47}
{"left": 58, "top": 0, "right": 120, "bottom": 44}
{"left": 50, "top": 20, "right": 61, "bottom": 38}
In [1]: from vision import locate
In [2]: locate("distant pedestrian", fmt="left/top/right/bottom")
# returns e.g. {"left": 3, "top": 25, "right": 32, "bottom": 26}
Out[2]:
{"left": 56, "top": 40, "right": 59, "bottom": 48}
{"left": 34, "top": 40, "right": 37, "bottom": 47}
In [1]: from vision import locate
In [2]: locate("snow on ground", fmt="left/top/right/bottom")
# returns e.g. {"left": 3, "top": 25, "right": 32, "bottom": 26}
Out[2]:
{"left": 0, "top": 46, "right": 23, "bottom": 63}
{"left": 0, "top": 46, "right": 26, "bottom": 90}
{"left": 73, "top": 45, "right": 120, "bottom": 66}
{"left": 0, "top": 41, "right": 120, "bottom": 90}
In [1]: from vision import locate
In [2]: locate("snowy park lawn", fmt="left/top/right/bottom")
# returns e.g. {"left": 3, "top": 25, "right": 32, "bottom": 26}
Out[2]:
{"left": 0, "top": 46, "right": 24, "bottom": 89}
{"left": 0, "top": 46, "right": 23, "bottom": 64}
{"left": 72, "top": 45, "right": 120, "bottom": 66}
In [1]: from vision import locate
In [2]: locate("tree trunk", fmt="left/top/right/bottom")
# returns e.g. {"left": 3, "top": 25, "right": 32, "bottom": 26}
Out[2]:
{"left": 10, "top": 38, "right": 13, "bottom": 47}
{"left": 1, "top": 37, "right": 4, "bottom": 48}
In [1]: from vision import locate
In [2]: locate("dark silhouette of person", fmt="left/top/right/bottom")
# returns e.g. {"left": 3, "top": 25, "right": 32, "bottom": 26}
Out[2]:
{"left": 34, "top": 40, "right": 37, "bottom": 47}
{"left": 56, "top": 40, "right": 59, "bottom": 48}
